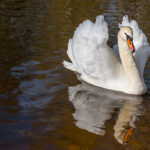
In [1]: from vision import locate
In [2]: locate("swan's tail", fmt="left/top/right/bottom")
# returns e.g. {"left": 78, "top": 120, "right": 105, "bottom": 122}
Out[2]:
{"left": 63, "top": 37, "right": 81, "bottom": 73}
{"left": 63, "top": 61, "right": 80, "bottom": 73}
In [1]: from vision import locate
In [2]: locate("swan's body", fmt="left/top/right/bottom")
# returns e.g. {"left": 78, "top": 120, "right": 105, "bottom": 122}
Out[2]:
{"left": 63, "top": 15, "right": 150, "bottom": 95}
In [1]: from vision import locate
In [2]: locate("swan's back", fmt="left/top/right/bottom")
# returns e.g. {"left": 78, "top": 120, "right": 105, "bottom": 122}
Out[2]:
{"left": 63, "top": 15, "right": 122, "bottom": 86}
{"left": 64, "top": 16, "right": 108, "bottom": 73}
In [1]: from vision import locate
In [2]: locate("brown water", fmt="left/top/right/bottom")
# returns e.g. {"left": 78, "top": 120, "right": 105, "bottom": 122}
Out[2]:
{"left": 0, "top": 0, "right": 150, "bottom": 149}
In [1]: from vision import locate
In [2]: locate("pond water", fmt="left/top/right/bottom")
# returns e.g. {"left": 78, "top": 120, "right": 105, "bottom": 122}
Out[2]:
{"left": 0, "top": 0, "right": 150, "bottom": 149}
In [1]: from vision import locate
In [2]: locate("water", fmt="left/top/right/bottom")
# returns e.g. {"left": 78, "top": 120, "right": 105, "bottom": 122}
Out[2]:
{"left": 0, "top": 0, "right": 150, "bottom": 149}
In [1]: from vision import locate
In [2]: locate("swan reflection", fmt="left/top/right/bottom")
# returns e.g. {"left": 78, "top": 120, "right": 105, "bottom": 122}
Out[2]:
{"left": 68, "top": 82, "right": 144, "bottom": 144}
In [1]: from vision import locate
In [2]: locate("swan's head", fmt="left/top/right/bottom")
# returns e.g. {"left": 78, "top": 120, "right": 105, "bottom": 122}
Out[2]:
{"left": 118, "top": 26, "right": 135, "bottom": 53}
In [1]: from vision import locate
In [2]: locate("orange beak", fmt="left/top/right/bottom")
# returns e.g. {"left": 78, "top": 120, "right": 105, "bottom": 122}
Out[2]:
{"left": 127, "top": 38, "right": 135, "bottom": 53}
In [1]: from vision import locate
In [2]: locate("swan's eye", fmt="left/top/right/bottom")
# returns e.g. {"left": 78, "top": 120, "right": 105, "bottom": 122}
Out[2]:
{"left": 125, "top": 33, "right": 132, "bottom": 41}
{"left": 125, "top": 33, "right": 128, "bottom": 39}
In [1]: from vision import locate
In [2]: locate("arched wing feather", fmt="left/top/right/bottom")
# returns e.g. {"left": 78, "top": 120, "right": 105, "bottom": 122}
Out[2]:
{"left": 64, "top": 15, "right": 121, "bottom": 82}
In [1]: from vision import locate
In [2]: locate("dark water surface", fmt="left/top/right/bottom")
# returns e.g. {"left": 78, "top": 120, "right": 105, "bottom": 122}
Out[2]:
{"left": 0, "top": 0, "right": 150, "bottom": 149}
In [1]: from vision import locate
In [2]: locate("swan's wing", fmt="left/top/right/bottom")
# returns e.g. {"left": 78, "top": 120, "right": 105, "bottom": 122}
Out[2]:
{"left": 119, "top": 16, "right": 150, "bottom": 76}
{"left": 63, "top": 15, "right": 121, "bottom": 81}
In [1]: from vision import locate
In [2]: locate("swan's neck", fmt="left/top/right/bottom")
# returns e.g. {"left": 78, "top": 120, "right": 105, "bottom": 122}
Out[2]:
{"left": 118, "top": 36, "right": 143, "bottom": 87}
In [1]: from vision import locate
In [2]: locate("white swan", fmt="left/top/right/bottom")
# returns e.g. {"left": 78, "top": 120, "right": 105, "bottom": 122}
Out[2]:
{"left": 63, "top": 15, "right": 150, "bottom": 95}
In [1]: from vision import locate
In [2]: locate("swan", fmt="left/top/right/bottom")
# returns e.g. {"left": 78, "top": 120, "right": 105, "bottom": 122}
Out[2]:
{"left": 63, "top": 15, "right": 150, "bottom": 95}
